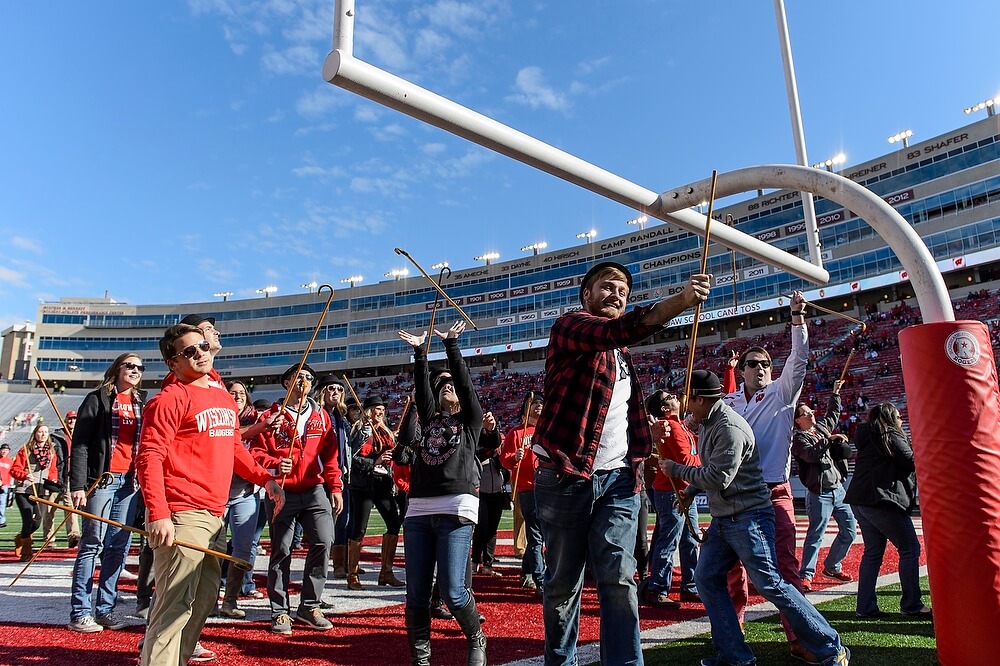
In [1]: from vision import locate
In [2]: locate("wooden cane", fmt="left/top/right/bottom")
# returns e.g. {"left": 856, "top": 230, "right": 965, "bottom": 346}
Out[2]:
{"left": 510, "top": 392, "right": 534, "bottom": 506}
{"left": 33, "top": 367, "right": 71, "bottom": 435}
{"left": 393, "top": 396, "right": 412, "bottom": 437}
{"left": 280, "top": 380, "right": 312, "bottom": 488}
{"left": 395, "top": 248, "right": 478, "bottom": 330}
{"left": 26, "top": 495, "right": 253, "bottom": 571}
{"left": 7, "top": 472, "right": 115, "bottom": 588}
{"left": 665, "top": 474, "right": 707, "bottom": 544}
{"left": 838, "top": 348, "right": 856, "bottom": 383}
{"left": 681, "top": 170, "right": 719, "bottom": 414}
{"left": 278, "top": 284, "right": 336, "bottom": 413}
{"left": 782, "top": 294, "right": 868, "bottom": 333}
{"left": 424, "top": 265, "right": 452, "bottom": 356}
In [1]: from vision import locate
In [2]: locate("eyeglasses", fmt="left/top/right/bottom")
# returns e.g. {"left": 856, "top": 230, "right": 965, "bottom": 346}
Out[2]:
{"left": 296, "top": 373, "right": 314, "bottom": 383}
{"left": 743, "top": 359, "right": 772, "bottom": 370}
{"left": 171, "top": 340, "right": 211, "bottom": 360}
{"left": 323, "top": 385, "right": 344, "bottom": 392}
{"left": 123, "top": 362, "right": 146, "bottom": 373}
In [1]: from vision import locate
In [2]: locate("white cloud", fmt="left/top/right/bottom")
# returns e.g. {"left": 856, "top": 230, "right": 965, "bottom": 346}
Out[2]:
{"left": 261, "top": 43, "right": 320, "bottom": 76}
{"left": 0, "top": 265, "right": 27, "bottom": 286}
{"left": 10, "top": 237, "right": 41, "bottom": 253}
{"left": 421, "top": 142, "right": 447, "bottom": 156}
{"left": 507, "top": 66, "right": 569, "bottom": 112}
{"left": 295, "top": 86, "right": 344, "bottom": 117}
{"left": 353, "top": 106, "right": 380, "bottom": 123}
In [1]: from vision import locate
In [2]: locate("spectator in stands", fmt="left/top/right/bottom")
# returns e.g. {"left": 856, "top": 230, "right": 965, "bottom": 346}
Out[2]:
{"left": 347, "top": 394, "right": 404, "bottom": 590}
{"left": 500, "top": 393, "right": 545, "bottom": 592}
{"left": 11, "top": 423, "right": 63, "bottom": 561}
{"left": 67, "top": 353, "right": 146, "bottom": 633}
{"left": 845, "top": 403, "right": 931, "bottom": 620}
{"left": 792, "top": 380, "right": 856, "bottom": 592}
{"left": 46, "top": 411, "right": 81, "bottom": 547}
{"left": 722, "top": 292, "right": 814, "bottom": 663}
{"left": 644, "top": 390, "right": 701, "bottom": 608}
{"left": 398, "top": 321, "right": 488, "bottom": 666}
{"left": 532, "top": 262, "right": 709, "bottom": 666}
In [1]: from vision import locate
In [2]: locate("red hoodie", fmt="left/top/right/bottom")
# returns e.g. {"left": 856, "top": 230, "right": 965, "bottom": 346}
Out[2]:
{"left": 499, "top": 425, "right": 538, "bottom": 493}
{"left": 137, "top": 381, "right": 272, "bottom": 522}
{"left": 249, "top": 401, "right": 342, "bottom": 495}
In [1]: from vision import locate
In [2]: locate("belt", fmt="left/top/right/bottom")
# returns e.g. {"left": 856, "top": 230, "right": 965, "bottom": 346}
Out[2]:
{"left": 766, "top": 481, "right": 787, "bottom": 490}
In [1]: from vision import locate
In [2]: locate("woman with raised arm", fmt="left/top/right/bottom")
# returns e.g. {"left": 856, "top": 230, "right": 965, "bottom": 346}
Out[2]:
{"left": 397, "top": 321, "right": 487, "bottom": 666}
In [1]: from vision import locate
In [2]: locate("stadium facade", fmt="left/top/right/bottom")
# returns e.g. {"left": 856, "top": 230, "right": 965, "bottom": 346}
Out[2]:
{"left": 32, "top": 114, "right": 1000, "bottom": 389}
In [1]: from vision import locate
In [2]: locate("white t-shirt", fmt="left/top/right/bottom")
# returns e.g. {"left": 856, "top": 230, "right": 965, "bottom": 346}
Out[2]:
{"left": 593, "top": 349, "right": 630, "bottom": 471}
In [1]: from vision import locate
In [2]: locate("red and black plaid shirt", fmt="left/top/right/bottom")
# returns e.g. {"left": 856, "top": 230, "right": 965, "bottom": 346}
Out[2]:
{"left": 534, "top": 305, "right": 660, "bottom": 490}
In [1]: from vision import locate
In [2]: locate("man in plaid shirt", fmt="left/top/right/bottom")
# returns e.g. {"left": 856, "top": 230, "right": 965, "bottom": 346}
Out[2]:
{"left": 532, "top": 261, "right": 710, "bottom": 666}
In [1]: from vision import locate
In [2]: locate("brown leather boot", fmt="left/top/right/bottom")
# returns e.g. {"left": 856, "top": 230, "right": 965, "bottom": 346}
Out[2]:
{"left": 19, "top": 535, "right": 34, "bottom": 562}
{"left": 347, "top": 539, "right": 364, "bottom": 590}
{"left": 378, "top": 534, "right": 405, "bottom": 587}
{"left": 14, "top": 534, "right": 23, "bottom": 560}
{"left": 331, "top": 544, "right": 348, "bottom": 579}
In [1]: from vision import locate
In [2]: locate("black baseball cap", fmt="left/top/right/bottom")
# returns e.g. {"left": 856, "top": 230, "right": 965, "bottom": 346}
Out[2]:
{"left": 180, "top": 314, "right": 215, "bottom": 327}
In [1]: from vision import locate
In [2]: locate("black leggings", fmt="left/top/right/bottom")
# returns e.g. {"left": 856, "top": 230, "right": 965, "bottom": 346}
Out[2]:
{"left": 349, "top": 477, "right": 401, "bottom": 539}
{"left": 15, "top": 494, "right": 41, "bottom": 538}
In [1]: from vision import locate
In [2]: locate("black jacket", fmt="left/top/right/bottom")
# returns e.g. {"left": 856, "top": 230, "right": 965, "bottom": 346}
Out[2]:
{"left": 792, "top": 393, "right": 849, "bottom": 494}
{"left": 70, "top": 386, "right": 147, "bottom": 492}
{"left": 844, "top": 422, "right": 917, "bottom": 513}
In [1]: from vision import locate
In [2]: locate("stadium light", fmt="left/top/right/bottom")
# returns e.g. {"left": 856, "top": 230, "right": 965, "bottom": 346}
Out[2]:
{"left": 431, "top": 261, "right": 449, "bottom": 270}
{"left": 474, "top": 252, "right": 500, "bottom": 266}
{"left": 576, "top": 229, "right": 597, "bottom": 243}
{"left": 963, "top": 98, "right": 997, "bottom": 117}
{"left": 340, "top": 275, "right": 363, "bottom": 287}
{"left": 626, "top": 215, "right": 648, "bottom": 230}
{"left": 213, "top": 291, "right": 233, "bottom": 302}
{"left": 812, "top": 152, "right": 846, "bottom": 172}
{"left": 887, "top": 129, "right": 913, "bottom": 148}
{"left": 300, "top": 281, "right": 318, "bottom": 293}
{"left": 256, "top": 286, "right": 278, "bottom": 298}
{"left": 520, "top": 242, "right": 548, "bottom": 256}
{"left": 384, "top": 269, "right": 409, "bottom": 280}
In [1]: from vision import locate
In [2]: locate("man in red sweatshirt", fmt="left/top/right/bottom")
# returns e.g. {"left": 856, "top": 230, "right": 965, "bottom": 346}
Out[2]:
{"left": 250, "top": 363, "right": 343, "bottom": 635}
{"left": 136, "top": 324, "right": 284, "bottom": 666}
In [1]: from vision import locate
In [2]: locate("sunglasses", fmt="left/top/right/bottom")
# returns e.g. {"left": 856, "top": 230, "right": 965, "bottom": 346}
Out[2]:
{"left": 123, "top": 362, "right": 146, "bottom": 373}
{"left": 743, "top": 359, "right": 772, "bottom": 370}
{"left": 171, "top": 339, "right": 211, "bottom": 360}
{"left": 296, "top": 373, "right": 314, "bottom": 383}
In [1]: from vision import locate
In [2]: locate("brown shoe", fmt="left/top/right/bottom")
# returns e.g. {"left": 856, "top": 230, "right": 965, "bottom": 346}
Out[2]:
{"left": 642, "top": 589, "right": 680, "bottom": 609}
{"left": 790, "top": 639, "right": 820, "bottom": 664}
{"left": 679, "top": 590, "right": 702, "bottom": 604}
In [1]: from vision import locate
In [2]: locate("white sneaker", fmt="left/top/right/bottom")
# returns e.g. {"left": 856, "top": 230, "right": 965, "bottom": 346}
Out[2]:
{"left": 188, "top": 642, "right": 217, "bottom": 663}
{"left": 67, "top": 616, "right": 104, "bottom": 633}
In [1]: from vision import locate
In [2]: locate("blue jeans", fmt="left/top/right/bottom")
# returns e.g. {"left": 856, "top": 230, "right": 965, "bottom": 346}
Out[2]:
{"left": 534, "top": 466, "right": 641, "bottom": 666}
{"left": 70, "top": 472, "right": 139, "bottom": 620}
{"left": 333, "top": 487, "right": 353, "bottom": 546}
{"left": 851, "top": 503, "right": 924, "bottom": 615}
{"left": 403, "top": 513, "right": 474, "bottom": 611}
{"left": 0, "top": 486, "right": 9, "bottom": 524}
{"left": 224, "top": 491, "right": 261, "bottom": 594}
{"left": 519, "top": 490, "right": 545, "bottom": 585}
{"left": 649, "top": 489, "right": 699, "bottom": 595}
{"left": 695, "top": 507, "right": 843, "bottom": 665}
{"left": 799, "top": 485, "right": 856, "bottom": 579}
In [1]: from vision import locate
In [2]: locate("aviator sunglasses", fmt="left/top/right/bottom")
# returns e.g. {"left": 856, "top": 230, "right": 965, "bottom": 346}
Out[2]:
{"left": 171, "top": 340, "right": 211, "bottom": 360}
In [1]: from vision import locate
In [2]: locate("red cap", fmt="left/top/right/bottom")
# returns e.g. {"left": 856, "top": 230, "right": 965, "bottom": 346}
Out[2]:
{"left": 66, "top": 411, "right": 78, "bottom": 419}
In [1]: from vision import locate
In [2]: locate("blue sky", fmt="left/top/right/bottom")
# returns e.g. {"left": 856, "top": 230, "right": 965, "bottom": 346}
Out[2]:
{"left": 2, "top": 1, "right": 998, "bottom": 330}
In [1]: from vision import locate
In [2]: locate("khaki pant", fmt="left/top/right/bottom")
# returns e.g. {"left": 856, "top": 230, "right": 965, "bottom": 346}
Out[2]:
{"left": 513, "top": 496, "right": 527, "bottom": 557}
{"left": 140, "top": 510, "right": 224, "bottom": 666}
{"left": 42, "top": 487, "right": 80, "bottom": 541}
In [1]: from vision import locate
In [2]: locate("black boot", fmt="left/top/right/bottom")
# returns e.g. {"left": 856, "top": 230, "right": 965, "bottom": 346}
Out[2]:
{"left": 405, "top": 609, "right": 432, "bottom": 666}
{"left": 452, "top": 596, "right": 487, "bottom": 666}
